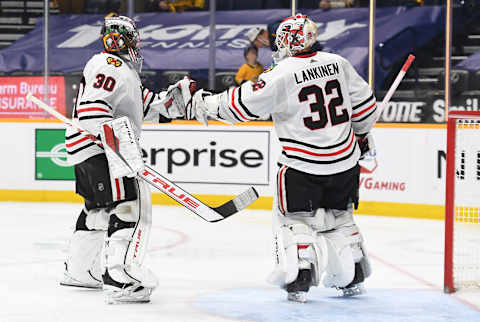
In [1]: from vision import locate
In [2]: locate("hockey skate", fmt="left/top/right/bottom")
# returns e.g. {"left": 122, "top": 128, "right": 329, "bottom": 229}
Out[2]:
{"left": 104, "top": 285, "right": 152, "bottom": 304}
{"left": 287, "top": 291, "right": 308, "bottom": 303}
{"left": 103, "top": 268, "right": 155, "bottom": 304}
{"left": 338, "top": 262, "right": 368, "bottom": 297}
{"left": 338, "top": 283, "right": 366, "bottom": 297}
{"left": 286, "top": 269, "right": 312, "bottom": 303}
{"left": 60, "top": 264, "right": 103, "bottom": 289}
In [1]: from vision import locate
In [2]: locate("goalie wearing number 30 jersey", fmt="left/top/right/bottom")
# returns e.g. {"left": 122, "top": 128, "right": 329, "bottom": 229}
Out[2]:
{"left": 188, "top": 14, "right": 376, "bottom": 302}
{"left": 61, "top": 15, "right": 195, "bottom": 304}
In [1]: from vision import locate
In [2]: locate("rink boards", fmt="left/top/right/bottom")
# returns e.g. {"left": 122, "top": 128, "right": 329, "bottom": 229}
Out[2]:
{"left": 0, "top": 120, "right": 448, "bottom": 219}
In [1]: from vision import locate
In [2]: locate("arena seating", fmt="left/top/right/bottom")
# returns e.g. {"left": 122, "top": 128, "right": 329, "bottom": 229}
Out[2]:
{"left": 0, "top": 0, "right": 58, "bottom": 50}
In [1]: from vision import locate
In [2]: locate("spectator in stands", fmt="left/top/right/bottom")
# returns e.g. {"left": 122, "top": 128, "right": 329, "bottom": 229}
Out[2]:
{"left": 247, "top": 27, "right": 271, "bottom": 50}
{"left": 235, "top": 46, "right": 264, "bottom": 85}
{"left": 319, "top": 0, "right": 358, "bottom": 9}
{"left": 146, "top": 0, "right": 205, "bottom": 12}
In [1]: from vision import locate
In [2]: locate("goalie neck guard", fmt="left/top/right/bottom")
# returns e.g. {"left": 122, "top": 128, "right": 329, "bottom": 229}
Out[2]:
{"left": 101, "top": 15, "right": 143, "bottom": 71}
{"left": 275, "top": 14, "right": 318, "bottom": 58}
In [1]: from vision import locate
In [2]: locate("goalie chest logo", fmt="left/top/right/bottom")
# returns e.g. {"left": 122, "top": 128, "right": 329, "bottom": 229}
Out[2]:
{"left": 106, "top": 57, "right": 122, "bottom": 67}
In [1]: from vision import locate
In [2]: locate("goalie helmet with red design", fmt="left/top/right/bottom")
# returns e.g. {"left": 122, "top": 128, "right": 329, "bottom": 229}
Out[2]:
{"left": 101, "top": 15, "right": 143, "bottom": 71}
{"left": 275, "top": 14, "right": 318, "bottom": 58}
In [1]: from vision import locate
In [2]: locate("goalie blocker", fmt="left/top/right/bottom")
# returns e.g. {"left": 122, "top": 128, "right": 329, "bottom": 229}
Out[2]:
{"left": 70, "top": 117, "right": 144, "bottom": 210}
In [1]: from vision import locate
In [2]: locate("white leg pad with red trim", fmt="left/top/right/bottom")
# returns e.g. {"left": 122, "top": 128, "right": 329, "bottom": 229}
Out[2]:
{"left": 271, "top": 200, "right": 371, "bottom": 290}
{"left": 268, "top": 219, "right": 327, "bottom": 288}
{"left": 104, "top": 180, "right": 158, "bottom": 290}
{"left": 320, "top": 209, "right": 371, "bottom": 288}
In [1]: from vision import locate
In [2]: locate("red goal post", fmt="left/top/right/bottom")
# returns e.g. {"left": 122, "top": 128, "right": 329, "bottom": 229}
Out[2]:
{"left": 444, "top": 110, "right": 480, "bottom": 293}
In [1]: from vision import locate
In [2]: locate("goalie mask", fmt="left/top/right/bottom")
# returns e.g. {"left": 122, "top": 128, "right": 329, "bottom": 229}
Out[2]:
{"left": 101, "top": 15, "right": 143, "bottom": 71}
{"left": 275, "top": 14, "right": 318, "bottom": 59}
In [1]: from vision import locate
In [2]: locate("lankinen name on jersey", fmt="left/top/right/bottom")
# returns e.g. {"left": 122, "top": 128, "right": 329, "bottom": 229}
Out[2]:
{"left": 294, "top": 62, "right": 340, "bottom": 84}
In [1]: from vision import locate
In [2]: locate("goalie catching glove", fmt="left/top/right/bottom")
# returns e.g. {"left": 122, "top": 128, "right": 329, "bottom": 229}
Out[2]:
{"left": 186, "top": 89, "right": 242, "bottom": 126}
{"left": 150, "top": 76, "right": 197, "bottom": 119}
{"left": 186, "top": 89, "right": 214, "bottom": 125}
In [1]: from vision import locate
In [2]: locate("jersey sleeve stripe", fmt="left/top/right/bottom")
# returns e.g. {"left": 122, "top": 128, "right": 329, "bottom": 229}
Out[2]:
{"left": 282, "top": 131, "right": 354, "bottom": 157}
{"left": 78, "top": 115, "right": 114, "bottom": 121}
{"left": 228, "top": 107, "right": 243, "bottom": 122}
{"left": 238, "top": 86, "right": 260, "bottom": 119}
{"left": 352, "top": 102, "right": 376, "bottom": 118}
{"left": 279, "top": 128, "right": 352, "bottom": 150}
{"left": 352, "top": 93, "right": 374, "bottom": 110}
{"left": 79, "top": 100, "right": 112, "bottom": 110}
{"left": 65, "top": 132, "right": 82, "bottom": 140}
{"left": 65, "top": 136, "right": 90, "bottom": 148}
{"left": 353, "top": 107, "right": 377, "bottom": 123}
{"left": 230, "top": 87, "right": 250, "bottom": 121}
{"left": 77, "top": 107, "right": 111, "bottom": 114}
{"left": 66, "top": 142, "right": 97, "bottom": 155}
{"left": 143, "top": 89, "right": 151, "bottom": 105}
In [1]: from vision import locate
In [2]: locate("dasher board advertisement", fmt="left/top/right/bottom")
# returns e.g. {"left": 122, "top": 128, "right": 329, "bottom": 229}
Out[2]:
{"left": 0, "top": 76, "right": 66, "bottom": 119}
{"left": 141, "top": 129, "right": 271, "bottom": 185}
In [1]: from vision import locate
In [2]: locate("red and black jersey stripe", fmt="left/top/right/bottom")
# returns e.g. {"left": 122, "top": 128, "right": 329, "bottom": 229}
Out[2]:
{"left": 229, "top": 86, "right": 260, "bottom": 121}
{"left": 280, "top": 128, "right": 357, "bottom": 164}
{"left": 352, "top": 93, "right": 374, "bottom": 111}
{"left": 75, "top": 100, "right": 113, "bottom": 121}
{"left": 351, "top": 92, "right": 377, "bottom": 123}
{"left": 279, "top": 127, "right": 353, "bottom": 150}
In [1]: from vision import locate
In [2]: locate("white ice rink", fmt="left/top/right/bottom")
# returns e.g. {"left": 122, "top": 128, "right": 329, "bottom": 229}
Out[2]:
{"left": 1, "top": 202, "right": 479, "bottom": 322}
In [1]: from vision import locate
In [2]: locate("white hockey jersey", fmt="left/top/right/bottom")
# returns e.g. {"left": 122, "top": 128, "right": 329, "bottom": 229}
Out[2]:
{"left": 213, "top": 51, "right": 377, "bottom": 175}
{"left": 66, "top": 52, "right": 170, "bottom": 165}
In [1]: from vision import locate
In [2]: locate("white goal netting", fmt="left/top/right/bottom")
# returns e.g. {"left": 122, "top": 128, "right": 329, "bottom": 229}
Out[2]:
{"left": 452, "top": 118, "right": 480, "bottom": 289}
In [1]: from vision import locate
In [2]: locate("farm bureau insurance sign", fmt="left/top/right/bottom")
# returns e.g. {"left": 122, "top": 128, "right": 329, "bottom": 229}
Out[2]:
{"left": 0, "top": 76, "right": 66, "bottom": 118}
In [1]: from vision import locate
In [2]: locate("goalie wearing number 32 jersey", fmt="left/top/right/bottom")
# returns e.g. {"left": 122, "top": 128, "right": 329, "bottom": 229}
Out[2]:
{"left": 189, "top": 14, "right": 376, "bottom": 302}
{"left": 61, "top": 15, "right": 195, "bottom": 304}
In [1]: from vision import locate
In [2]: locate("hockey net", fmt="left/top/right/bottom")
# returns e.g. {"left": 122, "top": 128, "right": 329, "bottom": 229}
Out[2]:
{"left": 444, "top": 111, "right": 480, "bottom": 293}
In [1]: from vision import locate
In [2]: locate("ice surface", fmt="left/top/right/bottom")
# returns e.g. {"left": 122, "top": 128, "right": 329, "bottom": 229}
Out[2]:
{"left": 0, "top": 202, "right": 478, "bottom": 322}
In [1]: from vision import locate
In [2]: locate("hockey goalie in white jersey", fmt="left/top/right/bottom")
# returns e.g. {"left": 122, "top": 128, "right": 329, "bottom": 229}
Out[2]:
{"left": 60, "top": 15, "right": 195, "bottom": 303}
{"left": 188, "top": 14, "right": 376, "bottom": 302}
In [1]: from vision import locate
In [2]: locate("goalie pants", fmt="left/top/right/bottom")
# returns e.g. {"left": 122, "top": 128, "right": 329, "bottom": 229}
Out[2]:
{"left": 74, "top": 154, "right": 137, "bottom": 211}
{"left": 277, "top": 163, "right": 360, "bottom": 214}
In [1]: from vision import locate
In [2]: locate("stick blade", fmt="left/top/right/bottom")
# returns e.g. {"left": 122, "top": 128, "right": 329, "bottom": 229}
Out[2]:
{"left": 212, "top": 187, "right": 259, "bottom": 221}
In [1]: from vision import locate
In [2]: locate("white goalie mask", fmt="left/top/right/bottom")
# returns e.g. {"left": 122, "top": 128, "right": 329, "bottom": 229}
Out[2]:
{"left": 274, "top": 14, "right": 318, "bottom": 61}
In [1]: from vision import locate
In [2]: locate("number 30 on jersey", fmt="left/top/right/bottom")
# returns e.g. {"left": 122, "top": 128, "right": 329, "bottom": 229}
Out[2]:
{"left": 93, "top": 73, "right": 116, "bottom": 92}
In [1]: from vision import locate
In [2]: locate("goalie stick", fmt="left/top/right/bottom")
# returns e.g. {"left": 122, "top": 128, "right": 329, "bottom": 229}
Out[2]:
{"left": 375, "top": 54, "right": 416, "bottom": 122}
{"left": 26, "top": 93, "right": 259, "bottom": 223}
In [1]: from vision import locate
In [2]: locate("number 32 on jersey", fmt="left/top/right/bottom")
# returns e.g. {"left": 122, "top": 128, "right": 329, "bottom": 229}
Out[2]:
{"left": 299, "top": 79, "right": 348, "bottom": 130}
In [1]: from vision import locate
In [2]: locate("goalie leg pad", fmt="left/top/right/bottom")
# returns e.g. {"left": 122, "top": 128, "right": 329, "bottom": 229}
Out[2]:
{"left": 103, "top": 179, "right": 158, "bottom": 296}
{"left": 268, "top": 208, "right": 327, "bottom": 289}
{"left": 62, "top": 208, "right": 106, "bottom": 288}
{"left": 321, "top": 207, "right": 371, "bottom": 288}
{"left": 321, "top": 230, "right": 355, "bottom": 288}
